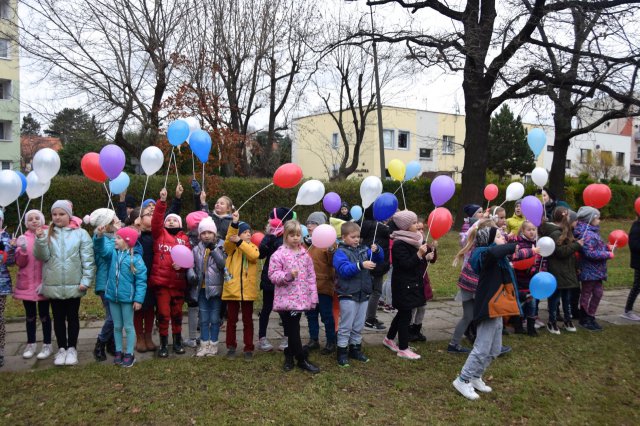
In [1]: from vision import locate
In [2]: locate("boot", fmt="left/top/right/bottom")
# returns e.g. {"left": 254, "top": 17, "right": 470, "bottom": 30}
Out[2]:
{"left": 303, "top": 339, "right": 320, "bottom": 351}
{"left": 283, "top": 348, "right": 295, "bottom": 372}
{"left": 297, "top": 351, "right": 320, "bottom": 374}
{"left": 407, "top": 324, "right": 420, "bottom": 342}
{"left": 336, "top": 346, "right": 350, "bottom": 368}
{"left": 513, "top": 317, "right": 526, "bottom": 335}
{"left": 105, "top": 337, "right": 116, "bottom": 356}
{"left": 93, "top": 338, "right": 107, "bottom": 362}
{"left": 135, "top": 334, "right": 147, "bottom": 353}
{"left": 348, "top": 344, "right": 369, "bottom": 363}
{"left": 526, "top": 317, "right": 538, "bottom": 337}
{"left": 412, "top": 324, "right": 427, "bottom": 342}
{"left": 144, "top": 332, "right": 157, "bottom": 352}
{"left": 320, "top": 341, "right": 336, "bottom": 355}
{"left": 173, "top": 334, "right": 186, "bottom": 354}
{"left": 158, "top": 335, "right": 169, "bottom": 358}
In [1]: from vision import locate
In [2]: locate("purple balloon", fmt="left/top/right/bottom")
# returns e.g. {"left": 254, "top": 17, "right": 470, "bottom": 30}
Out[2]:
{"left": 430, "top": 175, "right": 455, "bottom": 207}
{"left": 323, "top": 192, "right": 342, "bottom": 214}
{"left": 99, "top": 144, "right": 126, "bottom": 180}
{"left": 521, "top": 195, "right": 543, "bottom": 227}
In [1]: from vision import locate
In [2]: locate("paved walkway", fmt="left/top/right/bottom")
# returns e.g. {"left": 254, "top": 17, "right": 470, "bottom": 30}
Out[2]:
{"left": 1, "top": 289, "right": 637, "bottom": 372}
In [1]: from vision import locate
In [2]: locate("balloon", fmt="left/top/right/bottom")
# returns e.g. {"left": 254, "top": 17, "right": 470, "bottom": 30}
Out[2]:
{"left": 360, "top": 176, "right": 383, "bottom": 209}
{"left": 373, "top": 193, "right": 398, "bottom": 221}
{"left": 81, "top": 153, "right": 107, "bottom": 183}
{"left": 189, "top": 130, "right": 212, "bottom": 163}
{"left": 527, "top": 128, "right": 547, "bottom": 158}
{"left": 15, "top": 171, "right": 27, "bottom": 196}
{"left": 170, "top": 245, "right": 194, "bottom": 268}
{"left": 505, "top": 182, "right": 525, "bottom": 202}
{"left": 537, "top": 236, "right": 556, "bottom": 257}
{"left": 25, "top": 171, "right": 51, "bottom": 200}
{"left": 609, "top": 230, "right": 629, "bottom": 248}
{"left": 427, "top": 207, "right": 453, "bottom": 240}
{"left": 311, "top": 224, "right": 337, "bottom": 249}
{"left": 108, "top": 172, "right": 130, "bottom": 195}
{"left": 529, "top": 272, "right": 557, "bottom": 300}
{"left": 32, "top": 148, "right": 60, "bottom": 182}
{"left": 583, "top": 183, "right": 611, "bottom": 209}
{"left": 484, "top": 184, "right": 499, "bottom": 201}
{"left": 430, "top": 175, "right": 455, "bottom": 207}
{"left": 251, "top": 231, "right": 265, "bottom": 247}
{"left": 388, "top": 159, "right": 406, "bottom": 181}
{"left": 301, "top": 224, "right": 309, "bottom": 238}
{"left": 0, "top": 170, "right": 22, "bottom": 207}
{"left": 167, "top": 120, "right": 189, "bottom": 146}
{"left": 184, "top": 117, "right": 200, "bottom": 139}
{"left": 296, "top": 180, "right": 325, "bottom": 206}
{"left": 140, "top": 146, "right": 164, "bottom": 176}
{"left": 531, "top": 167, "right": 548, "bottom": 187}
{"left": 99, "top": 144, "right": 126, "bottom": 180}
{"left": 350, "top": 205, "right": 363, "bottom": 221}
{"left": 273, "top": 163, "right": 303, "bottom": 189}
{"left": 520, "top": 195, "right": 544, "bottom": 227}
{"left": 513, "top": 257, "right": 536, "bottom": 271}
{"left": 323, "top": 192, "right": 342, "bottom": 214}
{"left": 635, "top": 197, "right": 640, "bottom": 216}
{"left": 404, "top": 161, "right": 422, "bottom": 181}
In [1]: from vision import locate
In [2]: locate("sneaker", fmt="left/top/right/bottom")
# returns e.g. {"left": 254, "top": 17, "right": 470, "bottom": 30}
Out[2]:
{"left": 397, "top": 348, "right": 421, "bottom": 360}
{"left": 113, "top": 351, "right": 123, "bottom": 365}
{"left": 382, "top": 337, "right": 399, "bottom": 353}
{"left": 258, "top": 337, "right": 274, "bottom": 352}
{"left": 499, "top": 345, "right": 511, "bottom": 356}
{"left": 383, "top": 304, "right": 395, "bottom": 313}
{"left": 226, "top": 348, "right": 237, "bottom": 359}
{"left": 364, "top": 319, "right": 386, "bottom": 330}
{"left": 563, "top": 321, "right": 577, "bottom": 332}
{"left": 278, "top": 337, "right": 288, "bottom": 351}
{"left": 208, "top": 341, "right": 219, "bottom": 356}
{"left": 243, "top": 352, "right": 253, "bottom": 362}
{"left": 54, "top": 348, "right": 67, "bottom": 366}
{"left": 196, "top": 341, "right": 209, "bottom": 357}
{"left": 121, "top": 353, "right": 135, "bottom": 368}
{"left": 447, "top": 344, "right": 471, "bottom": 354}
{"left": 590, "top": 319, "right": 603, "bottom": 331}
{"left": 621, "top": 311, "right": 640, "bottom": 321}
{"left": 183, "top": 338, "right": 199, "bottom": 348}
{"left": 470, "top": 377, "right": 493, "bottom": 393}
{"left": 65, "top": 347, "right": 78, "bottom": 366}
{"left": 547, "top": 322, "right": 561, "bottom": 335}
{"left": 453, "top": 377, "right": 480, "bottom": 401}
{"left": 37, "top": 344, "right": 53, "bottom": 360}
{"left": 534, "top": 319, "right": 545, "bottom": 329}
{"left": 23, "top": 343, "right": 37, "bottom": 359}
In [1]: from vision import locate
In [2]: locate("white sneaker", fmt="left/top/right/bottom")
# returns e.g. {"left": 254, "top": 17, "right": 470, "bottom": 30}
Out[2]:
{"left": 196, "top": 341, "right": 209, "bottom": 357}
{"left": 397, "top": 348, "right": 421, "bottom": 360}
{"left": 65, "top": 347, "right": 78, "bottom": 365}
{"left": 208, "top": 341, "right": 218, "bottom": 356}
{"left": 470, "top": 377, "right": 493, "bottom": 393}
{"left": 278, "top": 337, "right": 288, "bottom": 351}
{"left": 54, "top": 348, "right": 67, "bottom": 366}
{"left": 184, "top": 338, "right": 198, "bottom": 348}
{"left": 23, "top": 343, "right": 37, "bottom": 359}
{"left": 258, "top": 337, "right": 273, "bottom": 352}
{"left": 621, "top": 311, "right": 640, "bottom": 321}
{"left": 534, "top": 319, "right": 545, "bottom": 329}
{"left": 37, "top": 344, "right": 53, "bottom": 360}
{"left": 453, "top": 377, "right": 480, "bottom": 400}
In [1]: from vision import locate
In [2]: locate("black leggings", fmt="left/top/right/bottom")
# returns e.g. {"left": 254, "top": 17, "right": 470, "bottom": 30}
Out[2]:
{"left": 281, "top": 311, "right": 303, "bottom": 359}
{"left": 258, "top": 289, "right": 286, "bottom": 339}
{"left": 23, "top": 301, "right": 51, "bottom": 344}
{"left": 386, "top": 309, "right": 412, "bottom": 350}
{"left": 626, "top": 269, "right": 640, "bottom": 312}
{"left": 51, "top": 298, "right": 81, "bottom": 349}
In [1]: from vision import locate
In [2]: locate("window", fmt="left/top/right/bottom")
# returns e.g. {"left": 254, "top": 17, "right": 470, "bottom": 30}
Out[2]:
{"left": 442, "top": 135, "right": 454, "bottom": 154}
{"left": 616, "top": 152, "right": 625, "bottom": 167}
{"left": 547, "top": 145, "right": 554, "bottom": 152}
{"left": 0, "top": 160, "right": 10, "bottom": 170}
{"left": 0, "top": 121, "right": 10, "bottom": 140}
{"left": 419, "top": 148, "right": 432, "bottom": 160}
{"left": 397, "top": 131, "right": 410, "bottom": 150}
{"left": 331, "top": 164, "right": 339, "bottom": 178}
{"left": 637, "top": 146, "right": 640, "bottom": 160}
{"left": 601, "top": 150, "right": 613, "bottom": 165}
{"left": 580, "top": 148, "right": 591, "bottom": 164}
{"left": 0, "top": 1, "right": 9, "bottom": 20}
{"left": 331, "top": 133, "right": 339, "bottom": 149}
{"left": 0, "top": 39, "right": 8, "bottom": 59}
{"left": 383, "top": 129, "right": 394, "bottom": 149}
{"left": 0, "top": 80, "right": 10, "bottom": 100}
{"left": 565, "top": 159, "right": 571, "bottom": 169}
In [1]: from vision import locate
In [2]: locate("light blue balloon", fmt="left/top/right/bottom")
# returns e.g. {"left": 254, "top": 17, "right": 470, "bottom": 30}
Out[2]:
{"left": 527, "top": 128, "right": 546, "bottom": 158}
{"left": 529, "top": 271, "right": 557, "bottom": 300}
{"left": 404, "top": 161, "right": 422, "bottom": 181}
{"left": 15, "top": 171, "right": 27, "bottom": 196}
{"left": 189, "top": 130, "right": 212, "bottom": 163}
{"left": 167, "top": 120, "right": 190, "bottom": 146}
{"left": 350, "top": 205, "right": 363, "bottom": 221}
{"left": 108, "top": 172, "right": 130, "bottom": 195}
{"left": 301, "top": 224, "right": 309, "bottom": 238}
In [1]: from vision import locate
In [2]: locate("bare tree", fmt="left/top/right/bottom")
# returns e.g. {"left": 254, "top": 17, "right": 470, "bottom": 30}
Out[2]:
{"left": 573, "top": 147, "right": 628, "bottom": 181}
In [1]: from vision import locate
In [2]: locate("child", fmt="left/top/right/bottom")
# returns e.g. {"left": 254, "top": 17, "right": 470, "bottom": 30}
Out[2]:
{"left": 506, "top": 200, "right": 525, "bottom": 236}
{"left": 223, "top": 212, "right": 260, "bottom": 360}
{"left": 95, "top": 226, "right": 147, "bottom": 367}
{"left": 268, "top": 220, "right": 319, "bottom": 373}
{"left": 333, "top": 221, "right": 383, "bottom": 367}
{"left": 361, "top": 206, "right": 390, "bottom": 331}
{"left": 334, "top": 202, "right": 352, "bottom": 222}
{"left": 13, "top": 210, "right": 52, "bottom": 360}
{"left": 34, "top": 200, "right": 96, "bottom": 366}
{"left": 623, "top": 212, "right": 640, "bottom": 321}
{"left": 574, "top": 206, "right": 613, "bottom": 331}
{"left": 149, "top": 188, "right": 191, "bottom": 357}
{"left": 0, "top": 209, "right": 15, "bottom": 367}
{"left": 408, "top": 218, "right": 437, "bottom": 342}
{"left": 198, "top": 192, "right": 234, "bottom": 240}
{"left": 460, "top": 204, "right": 482, "bottom": 239}
{"left": 510, "top": 221, "right": 542, "bottom": 335}
{"left": 184, "top": 210, "right": 211, "bottom": 349}
{"left": 188, "top": 218, "right": 226, "bottom": 357}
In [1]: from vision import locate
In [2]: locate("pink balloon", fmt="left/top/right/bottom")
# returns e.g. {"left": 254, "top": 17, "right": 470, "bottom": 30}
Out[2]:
{"left": 170, "top": 245, "right": 194, "bottom": 268}
{"left": 311, "top": 224, "right": 337, "bottom": 249}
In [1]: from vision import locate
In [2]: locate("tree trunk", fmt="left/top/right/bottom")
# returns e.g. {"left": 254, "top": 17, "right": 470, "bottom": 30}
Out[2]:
{"left": 548, "top": 104, "right": 573, "bottom": 201}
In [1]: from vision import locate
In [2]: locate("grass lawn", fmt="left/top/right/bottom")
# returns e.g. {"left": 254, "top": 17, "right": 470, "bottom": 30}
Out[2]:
{"left": 1, "top": 325, "right": 639, "bottom": 424}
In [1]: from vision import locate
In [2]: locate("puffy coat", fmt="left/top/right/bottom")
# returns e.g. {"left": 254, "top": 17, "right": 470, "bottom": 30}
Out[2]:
{"left": 13, "top": 230, "right": 45, "bottom": 302}
{"left": 187, "top": 240, "right": 226, "bottom": 302}
{"left": 506, "top": 214, "right": 525, "bottom": 236}
{"left": 93, "top": 232, "right": 115, "bottom": 294}
{"left": 223, "top": 223, "right": 260, "bottom": 301}
{"left": 259, "top": 233, "right": 284, "bottom": 291}
{"left": 304, "top": 240, "right": 336, "bottom": 296}
{"left": 390, "top": 240, "right": 429, "bottom": 310}
{"left": 149, "top": 200, "right": 191, "bottom": 290}
{"left": 0, "top": 230, "right": 15, "bottom": 296}
{"left": 574, "top": 221, "right": 611, "bottom": 281}
{"left": 269, "top": 245, "right": 318, "bottom": 312}
{"left": 333, "top": 243, "right": 384, "bottom": 302}
{"left": 360, "top": 214, "right": 391, "bottom": 277}
{"left": 95, "top": 239, "right": 147, "bottom": 304}
{"left": 34, "top": 226, "right": 95, "bottom": 300}
{"left": 540, "top": 222, "right": 581, "bottom": 290}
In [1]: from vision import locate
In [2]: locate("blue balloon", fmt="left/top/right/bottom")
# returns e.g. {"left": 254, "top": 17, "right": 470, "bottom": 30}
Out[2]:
{"left": 108, "top": 172, "right": 130, "bottom": 195}
{"left": 301, "top": 224, "right": 309, "bottom": 238}
{"left": 527, "top": 128, "right": 546, "bottom": 158}
{"left": 350, "top": 205, "right": 363, "bottom": 221}
{"left": 15, "top": 171, "right": 27, "bottom": 196}
{"left": 404, "top": 161, "right": 422, "bottom": 181}
{"left": 167, "top": 120, "right": 190, "bottom": 146}
{"left": 529, "top": 271, "right": 557, "bottom": 300}
{"left": 189, "top": 130, "right": 212, "bottom": 163}
{"left": 373, "top": 192, "right": 398, "bottom": 222}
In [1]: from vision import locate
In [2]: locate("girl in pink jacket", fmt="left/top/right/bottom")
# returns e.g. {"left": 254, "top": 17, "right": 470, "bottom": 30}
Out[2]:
{"left": 268, "top": 220, "right": 319, "bottom": 374}
{"left": 13, "top": 210, "right": 52, "bottom": 360}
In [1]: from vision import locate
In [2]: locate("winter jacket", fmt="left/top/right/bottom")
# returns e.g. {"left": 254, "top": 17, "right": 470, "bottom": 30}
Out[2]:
{"left": 34, "top": 226, "right": 95, "bottom": 300}
{"left": 457, "top": 251, "right": 480, "bottom": 294}
{"left": 13, "top": 230, "right": 45, "bottom": 301}
{"left": 93, "top": 233, "right": 115, "bottom": 295}
{"left": 223, "top": 223, "right": 259, "bottom": 302}
{"left": 390, "top": 240, "right": 431, "bottom": 310}
{"left": 259, "top": 233, "right": 284, "bottom": 292}
{"left": 629, "top": 220, "right": 640, "bottom": 270}
{"left": 333, "top": 243, "right": 384, "bottom": 303}
{"left": 0, "top": 230, "right": 15, "bottom": 296}
{"left": 187, "top": 240, "right": 226, "bottom": 302}
{"left": 268, "top": 245, "right": 318, "bottom": 312}
{"left": 506, "top": 214, "right": 525, "bottom": 235}
{"left": 95, "top": 238, "right": 147, "bottom": 304}
{"left": 574, "top": 221, "right": 611, "bottom": 281}
{"left": 199, "top": 203, "right": 233, "bottom": 240}
{"left": 510, "top": 235, "right": 541, "bottom": 291}
{"left": 360, "top": 217, "right": 391, "bottom": 277}
{"left": 304, "top": 240, "right": 336, "bottom": 296}
{"left": 540, "top": 222, "right": 581, "bottom": 290}
{"left": 117, "top": 197, "right": 182, "bottom": 223}
{"left": 149, "top": 200, "right": 191, "bottom": 290}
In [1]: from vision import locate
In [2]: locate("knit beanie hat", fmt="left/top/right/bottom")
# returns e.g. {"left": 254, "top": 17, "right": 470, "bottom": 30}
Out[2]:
{"left": 463, "top": 204, "right": 482, "bottom": 218}
{"left": 142, "top": 199, "right": 156, "bottom": 209}
{"left": 238, "top": 222, "right": 251, "bottom": 235}
{"left": 186, "top": 211, "right": 209, "bottom": 231}
{"left": 568, "top": 210, "right": 578, "bottom": 224}
{"left": 85, "top": 208, "right": 116, "bottom": 228}
{"left": 576, "top": 206, "right": 600, "bottom": 223}
{"left": 165, "top": 213, "right": 183, "bottom": 228}
{"left": 475, "top": 227, "right": 498, "bottom": 247}
{"left": 125, "top": 194, "right": 138, "bottom": 208}
{"left": 51, "top": 200, "right": 73, "bottom": 218}
{"left": 392, "top": 210, "right": 418, "bottom": 231}
{"left": 198, "top": 217, "right": 217, "bottom": 235}
{"left": 270, "top": 207, "right": 294, "bottom": 223}
{"left": 24, "top": 209, "right": 45, "bottom": 227}
{"left": 306, "top": 211, "right": 327, "bottom": 226}
{"left": 341, "top": 201, "right": 349, "bottom": 209}
{"left": 116, "top": 227, "right": 139, "bottom": 248}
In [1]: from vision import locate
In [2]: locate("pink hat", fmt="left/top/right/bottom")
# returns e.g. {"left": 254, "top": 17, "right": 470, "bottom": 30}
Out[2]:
{"left": 164, "top": 213, "right": 183, "bottom": 228}
{"left": 392, "top": 210, "right": 418, "bottom": 231}
{"left": 198, "top": 217, "right": 217, "bottom": 236}
{"left": 186, "top": 211, "right": 209, "bottom": 231}
{"left": 116, "top": 227, "right": 139, "bottom": 248}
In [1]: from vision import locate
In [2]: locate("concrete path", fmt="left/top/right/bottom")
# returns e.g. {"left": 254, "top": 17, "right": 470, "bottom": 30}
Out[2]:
{"left": 1, "top": 289, "right": 637, "bottom": 372}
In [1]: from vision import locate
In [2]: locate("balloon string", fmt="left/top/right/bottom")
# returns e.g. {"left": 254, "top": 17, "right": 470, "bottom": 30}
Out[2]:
{"left": 138, "top": 175, "right": 150, "bottom": 218}
{"left": 273, "top": 204, "right": 297, "bottom": 235}
{"left": 400, "top": 182, "right": 407, "bottom": 210}
{"left": 192, "top": 152, "right": 196, "bottom": 178}
{"left": 369, "top": 222, "right": 378, "bottom": 261}
{"left": 236, "top": 183, "right": 274, "bottom": 212}
{"left": 102, "top": 183, "right": 113, "bottom": 210}
{"left": 163, "top": 147, "right": 174, "bottom": 189}
{"left": 393, "top": 185, "right": 401, "bottom": 195}
{"left": 16, "top": 198, "right": 22, "bottom": 235}
{"left": 40, "top": 194, "right": 44, "bottom": 212}
{"left": 18, "top": 198, "right": 31, "bottom": 236}
{"left": 202, "top": 162, "right": 205, "bottom": 194}
{"left": 581, "top": 212, "right": 594, "bottom": 240}
{"left": 173, "top": 150, "right": 180, "bottom": 184}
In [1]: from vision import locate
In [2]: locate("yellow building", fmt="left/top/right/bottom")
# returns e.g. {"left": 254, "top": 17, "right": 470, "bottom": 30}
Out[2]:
{"left": 0, "top": 0, "right": 19, "bottom": 170}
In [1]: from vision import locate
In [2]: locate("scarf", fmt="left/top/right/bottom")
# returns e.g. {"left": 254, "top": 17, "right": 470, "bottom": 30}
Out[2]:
{"left": 390, "top": 230, "right": 423, "bottom": 248}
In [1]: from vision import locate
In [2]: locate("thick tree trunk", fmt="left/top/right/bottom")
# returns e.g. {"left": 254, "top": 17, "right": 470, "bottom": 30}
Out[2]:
{"left": 548, "top": 104, "right": 573, "bottom": 201}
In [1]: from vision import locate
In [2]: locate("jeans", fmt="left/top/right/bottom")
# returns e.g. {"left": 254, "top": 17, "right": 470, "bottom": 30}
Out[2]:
{"left": 305, "top": 294, "right": 336, "bottom": 343}
{"left": 387, "top": 309, "right": 412, "bottom": 350}
{"left": 50, "top": 298, "right": 81, "bottom": 349}
{"left": 23, "top": 300, "right": 51, "bottom": 344}
{"left": 109, "top": 301, "right": 135, "bottom": 354}
{"left": 366, "top": 275, "right": 384, "bottom": 320}
{"left": 337, "top": 299, "right": 367, "bottom": 347}
{"left": 548, "top": 289, "right": 572, "bottom": 323}
{"left": 519, "top": 293, "right": 536, "bottom": 318}
{"left": 98, "top": 293, "right": 114, "bottom": 343}
{"left": 198, "top": 289, "right": 222, "bottom": 342}
{"left": 460, "top": 317, "right": 502, "bottom": 381}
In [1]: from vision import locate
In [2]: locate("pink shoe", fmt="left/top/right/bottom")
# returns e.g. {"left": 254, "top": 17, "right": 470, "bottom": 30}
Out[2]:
{"left": 382, "top": 337, "right": 399, "bottom": 353}
{"left": 397, "top": 348, "right": 421, "bottom": 360}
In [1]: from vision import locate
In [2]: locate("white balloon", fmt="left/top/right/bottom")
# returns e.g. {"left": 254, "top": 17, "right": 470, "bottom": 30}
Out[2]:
{"left": 32, "top": 148, "right": 60, "bottom": 182}
{"left": 537, "top": 236, "right": 556, "bottom": 257}
{"left": 184, "top": 117, "right": 200, "bottom": 141}
{"left": 296, "top": 179, "right": 325, "bottom": 206}
{"left": 26, "top": 171, "right": 51, "bottom": 199}
{"left": 140, "top": 146, "right": 164, "bottom": 176}
{"left": 0, "top": 170, "right": 22, "bottom": 207}
{"left": 360, "top": 176, "right": 383, "bottom": 209}
{"left": 531, "top": 167, "right": 548, "bottom": 188}
{"left": 505, "top": 182, "right": 525, "bottom": 202}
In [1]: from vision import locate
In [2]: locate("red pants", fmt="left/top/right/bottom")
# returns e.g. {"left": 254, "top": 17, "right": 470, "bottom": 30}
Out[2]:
{"left": 134, "top": 307, "right": 155, "bottom": 335}
{"left": 155, "top": 287, "right": 184, "bottom": 336}
{"left": 226, "top": 301, "right": 254, "bottom": 352}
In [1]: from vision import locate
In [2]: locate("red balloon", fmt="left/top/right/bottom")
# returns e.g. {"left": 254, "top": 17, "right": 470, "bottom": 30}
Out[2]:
{"left": 427, "top": 207, "right": 453, "bottom": 240}
{"left": 634, "top": 197, "right": 640, "bottom": 216}
{"left": 250, "top": 231, "right": 265, "bottom": 247}
{"left": 273, "top": 163, "right": 302, "bottom": 189}
{"left": 513, "top": 257, "right": 536, "bottom": 271}
{"left": 81, "top": 153, "right": 107, "bottom": 183}
{"left": 583, "top": 183, "right": 611, "bottom": 209}
{"left": 484, "top": 184, "right": 499, "bottom": 201}
{"left": 609, "top": 229, "right": 628, "bottom": 248}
